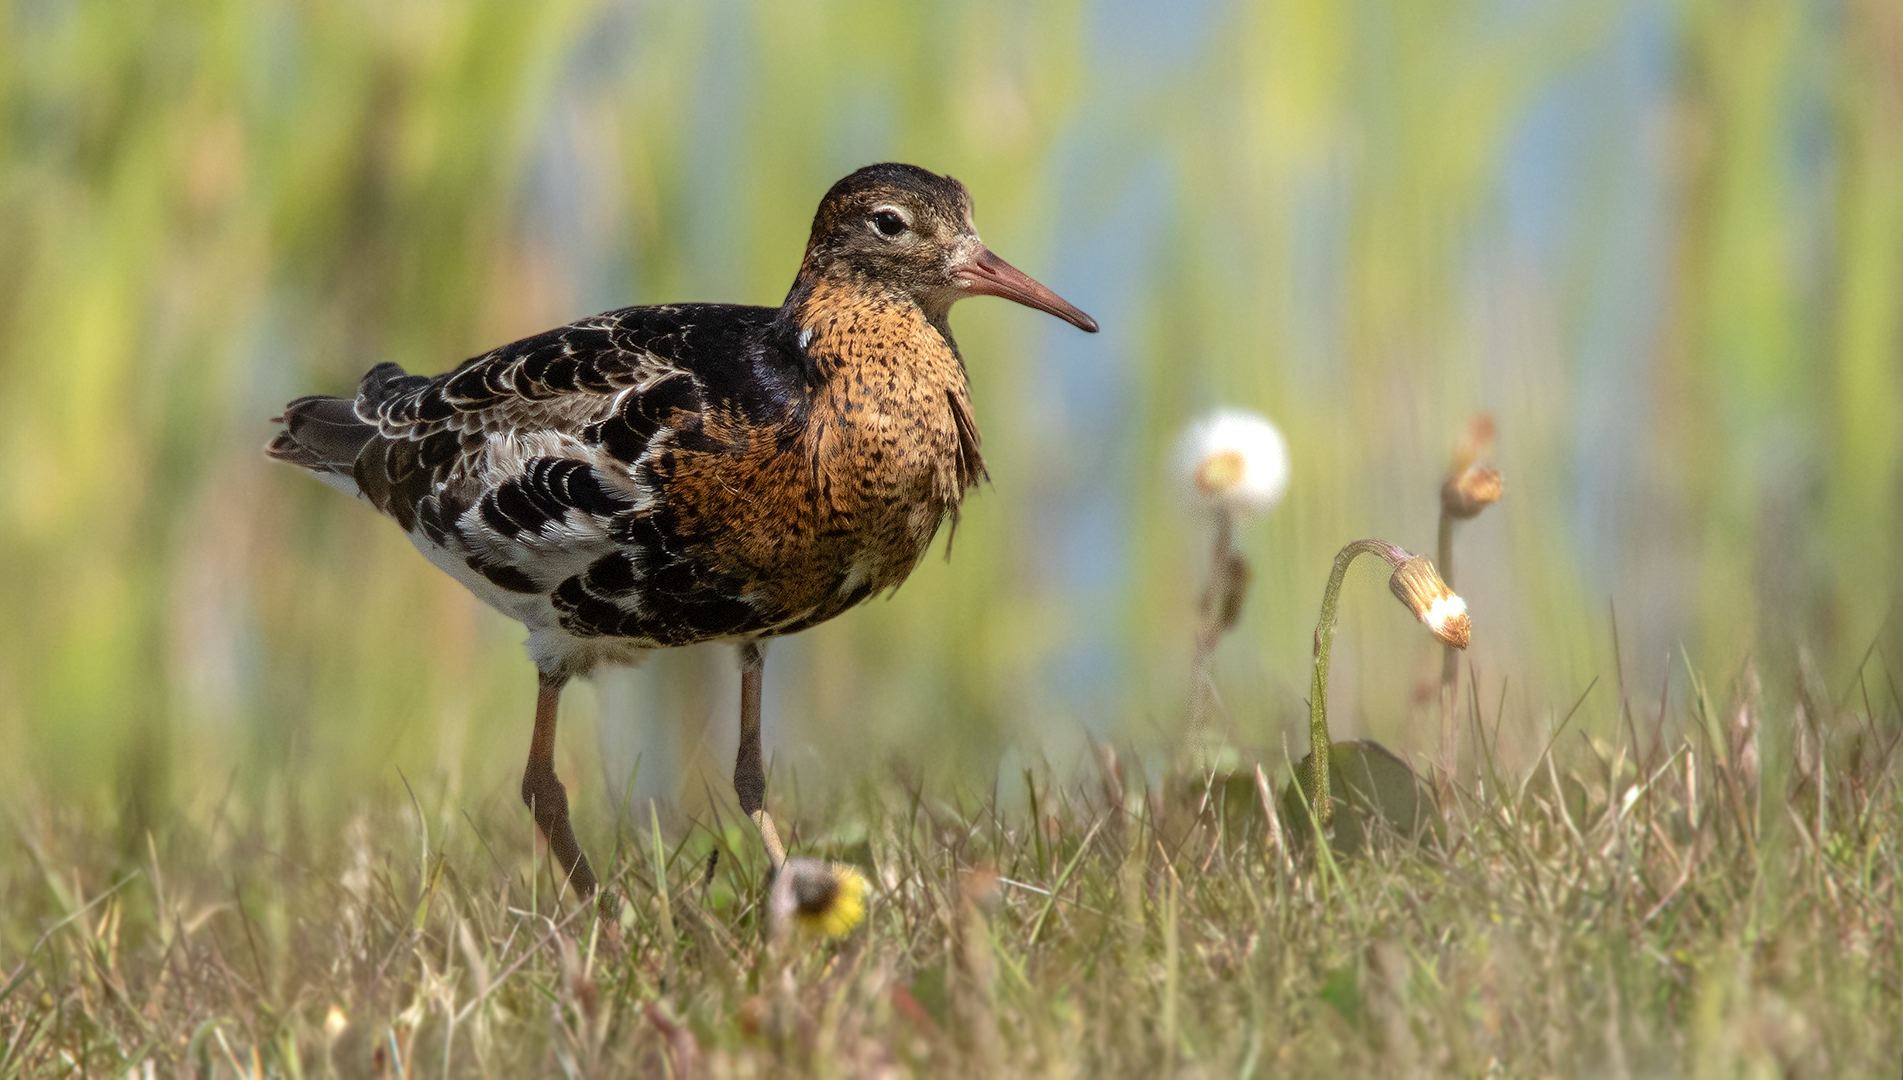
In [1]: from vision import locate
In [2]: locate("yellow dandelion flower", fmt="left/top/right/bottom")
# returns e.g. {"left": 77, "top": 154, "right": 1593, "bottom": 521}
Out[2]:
{"left": 770, "top": 858, "right": 868, "bottom": 940}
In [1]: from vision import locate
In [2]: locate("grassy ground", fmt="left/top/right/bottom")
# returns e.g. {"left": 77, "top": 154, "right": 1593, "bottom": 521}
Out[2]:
{"left": 4, "top": 661, "right": 1897, "bottom": 1079}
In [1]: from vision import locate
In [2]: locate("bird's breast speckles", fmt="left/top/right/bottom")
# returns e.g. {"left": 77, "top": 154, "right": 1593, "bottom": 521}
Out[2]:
{"left": 655, "top": 281, "right": 978, "bottom": 625}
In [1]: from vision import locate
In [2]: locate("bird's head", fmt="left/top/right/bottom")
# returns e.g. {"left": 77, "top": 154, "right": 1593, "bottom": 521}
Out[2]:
{"left": 793, "top": 163, "right": 1098, "bottom": 334}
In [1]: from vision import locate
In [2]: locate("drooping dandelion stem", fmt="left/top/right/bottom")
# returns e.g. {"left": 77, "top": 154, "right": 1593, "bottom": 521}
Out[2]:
{"left": 1307, "top": 539, "right": 1411, "bottom": 829}
{"left": 1303, "top": 537, "right": 1471, "bottom": 833}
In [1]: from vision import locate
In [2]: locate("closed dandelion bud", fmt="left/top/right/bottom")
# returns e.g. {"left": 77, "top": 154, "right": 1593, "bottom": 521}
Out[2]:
{"left": 769, "top": 858, "right": 868, "bottom": 940}
{"left": 1440, "top": 414, "right": 1501, "bottom": 520}
{"left": 1441, "top": 465, "right": 1502, "bottom": 520}
{"left": 1387, "top": 556, "right": 1471, "bottom": 650}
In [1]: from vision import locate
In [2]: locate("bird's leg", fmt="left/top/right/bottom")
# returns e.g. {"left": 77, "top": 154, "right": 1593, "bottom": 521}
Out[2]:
{"left": 734, "top": 642, "right": 787, "bottom": 873}
{"left": 521, "top": 672, "right": 599, "bottom": 899}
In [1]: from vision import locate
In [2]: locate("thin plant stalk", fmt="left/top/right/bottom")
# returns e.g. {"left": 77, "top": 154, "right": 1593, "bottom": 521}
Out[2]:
{"left": 1438, "top": 509, "right": 1460, "bottom": 779}
{"left": 1188, "top": 506, "right": 1237, "bottom": 772}
{"left": 1436, "top": 415, "right": 1500, "bottom": 781}
{"left": 1177, "top": 408, "right": 1284, "bottom": 775}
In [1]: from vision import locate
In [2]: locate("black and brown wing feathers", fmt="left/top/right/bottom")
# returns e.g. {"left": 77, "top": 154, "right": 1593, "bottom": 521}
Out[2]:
{"left": 269, "top": 304, "right": 833, "bottom": 643}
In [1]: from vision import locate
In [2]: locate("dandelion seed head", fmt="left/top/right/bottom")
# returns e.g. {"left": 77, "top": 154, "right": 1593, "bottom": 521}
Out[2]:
{"left": 1176, "top": 409, "right": 1289, "bottom": 514}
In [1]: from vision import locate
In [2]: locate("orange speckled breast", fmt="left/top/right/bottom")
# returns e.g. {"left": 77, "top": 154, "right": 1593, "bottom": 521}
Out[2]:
{"left": 660, "top": 282, "right": 980, "bottom": 633}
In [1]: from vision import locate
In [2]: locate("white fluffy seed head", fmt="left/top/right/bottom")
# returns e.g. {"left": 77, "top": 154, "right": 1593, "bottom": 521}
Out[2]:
{"left": 1176, "top": 408, "right": 1290, "bottom": 514}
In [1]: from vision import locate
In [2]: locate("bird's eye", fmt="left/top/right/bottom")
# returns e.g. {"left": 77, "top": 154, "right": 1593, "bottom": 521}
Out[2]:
{"left": 872, "top": 210, "right": 907, "bottom": 237}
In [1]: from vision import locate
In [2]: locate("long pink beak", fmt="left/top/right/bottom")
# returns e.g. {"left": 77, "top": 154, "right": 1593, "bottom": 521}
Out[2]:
{"left": 957, "top": 248, "right": 1099, "bottom": 333}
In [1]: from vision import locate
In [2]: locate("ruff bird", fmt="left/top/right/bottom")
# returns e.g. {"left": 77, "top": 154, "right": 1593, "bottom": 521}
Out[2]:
{"left": 268, "top": 163, "right": 1098, "bottom": 901}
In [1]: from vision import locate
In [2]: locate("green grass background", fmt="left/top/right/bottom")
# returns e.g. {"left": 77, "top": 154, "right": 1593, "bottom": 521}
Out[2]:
{"left": 0, "top": 0, "right": 1898, "bottom": 1074}
{"left": 2, "top": 0, "right": 1893, "bottom": 838}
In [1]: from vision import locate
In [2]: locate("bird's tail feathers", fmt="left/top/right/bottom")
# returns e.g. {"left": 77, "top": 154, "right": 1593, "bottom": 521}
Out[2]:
{"left": 266, "top": 394, "right": 376, "bottom": 482}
